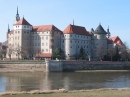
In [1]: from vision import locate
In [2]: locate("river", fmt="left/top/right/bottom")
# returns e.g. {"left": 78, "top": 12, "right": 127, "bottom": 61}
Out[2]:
{"left": 0, "top": 71, "right": 130, "bottom": 92}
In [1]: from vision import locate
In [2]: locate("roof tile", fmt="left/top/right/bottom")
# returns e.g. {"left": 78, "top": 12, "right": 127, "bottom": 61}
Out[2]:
{"left": 15, "top": 17, "right": 31, "bottom": 26}
{"left": 63, "top": 24, "right": 90, "bottom": 35}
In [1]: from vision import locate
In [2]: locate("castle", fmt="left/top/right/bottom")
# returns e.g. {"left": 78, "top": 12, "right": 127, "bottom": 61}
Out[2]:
{"left": 6, "top": 7, "right": 123, "bottom": 60}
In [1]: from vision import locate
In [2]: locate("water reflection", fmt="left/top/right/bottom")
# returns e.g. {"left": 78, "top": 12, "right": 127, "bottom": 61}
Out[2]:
{"left": 0, "top": 71, "right": 130, "bottom": 92}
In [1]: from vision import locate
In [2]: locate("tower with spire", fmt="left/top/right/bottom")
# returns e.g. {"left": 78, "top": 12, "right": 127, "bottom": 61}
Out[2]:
{"left": 7, "top": 24, "right": 10, "bottom": 33}
{"left": 107, "top": 26, "right": 111, "bottom": 38}
{"left": 14, "top": 6, "right": 20, "bottom": 24}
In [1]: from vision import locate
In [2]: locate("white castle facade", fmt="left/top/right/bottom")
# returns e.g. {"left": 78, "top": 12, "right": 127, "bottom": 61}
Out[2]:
{"left": 6, "top": 8, "right": 123, "bottom": 60}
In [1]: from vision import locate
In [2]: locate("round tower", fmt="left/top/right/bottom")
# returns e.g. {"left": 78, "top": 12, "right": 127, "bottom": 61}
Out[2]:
{"left": 92, "top": 24, "right": 108, "bottom": 59}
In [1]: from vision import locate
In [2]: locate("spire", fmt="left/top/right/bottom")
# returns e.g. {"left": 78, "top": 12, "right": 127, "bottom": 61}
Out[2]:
{"left": 107, "top": 26, "right": 109, "bottom": 33}
{"left": 73, "top": 19, "right": 74, "bottom": 25}
{"left": 17, "top": 6, "right": 19, "bottom": 15}
{"left": 8, "top": 24, "right": 10, "bottom": 33}
{"left": 14, "top": 6, "right": 20, "bottom": 24}
{"left": 107, "top": 25, "right": 111, "bottom": 38}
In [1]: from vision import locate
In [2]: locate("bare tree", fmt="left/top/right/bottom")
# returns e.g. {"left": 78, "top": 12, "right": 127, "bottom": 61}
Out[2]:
{"left": 119, "top": 42, "right": 130, "bottom": 61}
{"left": 7, "top": 44, "right": 14, "bottom": 60}
{"left": 97, "top": 45, "right": 106, "bottom": 60}
{"left": 108, "top": 47, "right": 116, "bottom": 61}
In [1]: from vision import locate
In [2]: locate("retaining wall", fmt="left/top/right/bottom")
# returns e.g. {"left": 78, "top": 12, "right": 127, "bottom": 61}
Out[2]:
{"left": 62, "top": 61, "right": 130, "bottom": 71}
{"left": 0, "top": 61, "right": 130, "bottom": 72}
{"left": 0, "top": 62, "right": 46, "bottom": 72}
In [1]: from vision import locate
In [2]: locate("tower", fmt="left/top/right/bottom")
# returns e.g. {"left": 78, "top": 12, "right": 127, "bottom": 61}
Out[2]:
{"left": 107, "top": 26, "right": 111, "bottom": 38}
{"left": 7, "top": 24, "right": 10, "bottom": 33}
{"left": 14, "top": 6, "right": 20, "bottom": 24}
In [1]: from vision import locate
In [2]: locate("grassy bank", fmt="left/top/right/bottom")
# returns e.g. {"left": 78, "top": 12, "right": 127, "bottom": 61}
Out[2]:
{"left": 1, "top": 89, "right": 130, "bottom": 97}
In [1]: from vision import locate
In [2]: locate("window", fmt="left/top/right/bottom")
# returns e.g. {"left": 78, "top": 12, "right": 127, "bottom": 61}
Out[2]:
{"left": 42, "top": 49, "right": 44, "bottom": 52}
{"left": 42, "top": 37, "right": 44, "bottom": 40}
{"left": 42, "top": 43, "right": 44, "bottom": 46}
{"left": 70, "top": 40, "right": 72, "bottom": 43}
{"left": 46, "top": 49, "right": 48, "bottom": 52}
{"left": 35, "top": 36, "right": 37, "bottom": 40}
{"left": 27, "top": 26, "right": 29, "bottom": 28}
{"left": 18, "top": 31, "right": 20, "bottom": 33}
{"left": 46, "top": 36, "right": 48, "bottom": 40}
{"left": 15, "top": 31, "right": 17, "bottom": 34}
{"left": 70, "top": 46, "right": 72, "bottom": 48}
{"left": 24, "top": 26, "right": 26, "bottom": 28}
{"left": 63, "top": 40, "right": 64, "bottom": 43}
{"left": 24, "top": 31, "right": 26, "bottom": 33}
{"left": 46, "top": 43, "right": 48, "bottom": 46}
{"left": 38, "top": 43, "right": 40, "bottom": 46}
{"left": 70, "top": 35, "right": 72, "bottom": 37}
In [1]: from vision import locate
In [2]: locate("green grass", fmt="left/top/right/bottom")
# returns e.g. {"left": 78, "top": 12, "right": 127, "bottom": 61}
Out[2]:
{"left": 1, "top": 89, "right": 130, "bottom": 97}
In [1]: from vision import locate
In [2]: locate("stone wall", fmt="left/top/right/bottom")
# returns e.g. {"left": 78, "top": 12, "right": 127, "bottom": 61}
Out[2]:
{"left": 0, "top": 62, "right": 46, "bottom": 72}
{"left": 45, "top": 60, "right": 63, "bottom": 72}
{"left": 0, "top": 61, "right": 130, "bottom": 72}
{"left": 62, "top": 61, "right": 130, "bottom": 71}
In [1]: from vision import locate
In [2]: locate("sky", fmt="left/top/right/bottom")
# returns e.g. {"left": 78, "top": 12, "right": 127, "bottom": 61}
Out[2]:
{"left": 0, "top": 0, "right": 130, "bottom": 47}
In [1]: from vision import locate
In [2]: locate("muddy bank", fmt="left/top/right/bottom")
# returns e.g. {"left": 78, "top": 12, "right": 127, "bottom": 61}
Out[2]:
{"left": 0, "top": 88, "right": 130, "bottom": 96}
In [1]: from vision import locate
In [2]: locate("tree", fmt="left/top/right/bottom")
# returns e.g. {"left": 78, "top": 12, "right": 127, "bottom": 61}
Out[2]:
{"left": 14, "top": 45, "right": 21, "bottom": 60}
{"left": 97, "top": 45, "right": 106, "bottom": 60}
{"left": 53, "top": 48, "right": 61, "bottom": 59}
{"left": 108, "top": 47, "right": 116, "bottom": 61}
{"left": 119, "top": 42, "right": 130, "bottom": 61}
{"left": 79, "top": 47, "right": 85, "bottom": 60}
{"left": 7, "top": 44, "right": 14, "bottom": 60}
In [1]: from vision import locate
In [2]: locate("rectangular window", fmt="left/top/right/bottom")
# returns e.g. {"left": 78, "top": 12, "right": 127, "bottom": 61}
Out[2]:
{"left": 46, "top": 36, "right": 48, "bottom": 40}
{"left": 42, "top": 43, "right": 44, "bottom": 46}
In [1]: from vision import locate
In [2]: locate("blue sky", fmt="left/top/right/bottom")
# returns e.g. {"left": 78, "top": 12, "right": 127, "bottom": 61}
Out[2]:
{"left": 0, "top": 0, "right": 130, "bottom": 46}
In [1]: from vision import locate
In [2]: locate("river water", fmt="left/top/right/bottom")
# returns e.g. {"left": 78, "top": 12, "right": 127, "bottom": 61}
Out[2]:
{"left": 0, "top": 71, "right": 130, "bottom": 92}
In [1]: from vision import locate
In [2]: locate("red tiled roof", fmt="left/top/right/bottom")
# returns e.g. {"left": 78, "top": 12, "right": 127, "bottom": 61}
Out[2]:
{"left": 63, "top": 24, "right": 90, "bottom": 35}
{"left": 33, "top": 25, "right": 62, "bottom": 33}
{"left": 8, "top": 30, "right": 14, "bottom": 34}
{"left": 109, "top": 36, "right": 123, "bottom": 46}
{"left": 107, "top": 38, "right": 113, "bottom": 44}
{"left": 15, "top": 17, "right": 31, "bottom": 26}
{"left": 36, "top": 53, "right": 52, "bottom": 58}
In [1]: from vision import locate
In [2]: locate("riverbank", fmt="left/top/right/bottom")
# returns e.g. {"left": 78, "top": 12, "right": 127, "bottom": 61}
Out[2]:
{"left": 0, "top": 88, "right": 130, "bottom": 97}
{"left": 0, "top": 60, "right": 130, "bottom": 72}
